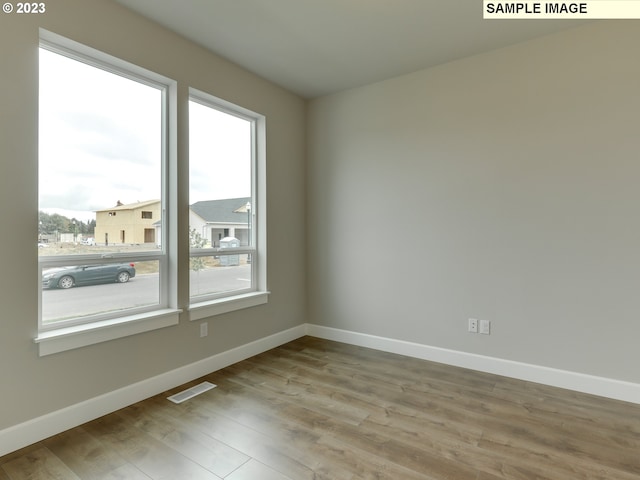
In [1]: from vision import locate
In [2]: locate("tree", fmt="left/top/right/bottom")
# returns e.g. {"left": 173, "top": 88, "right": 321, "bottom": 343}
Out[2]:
{"left": 39, "top": 211, "right": 69, "bottom": 235}
{"left": 189, "top": 228, "right": 207, "bottom": 294}
{"left": 39, "top": 211, "right": 96, "bottom": 241}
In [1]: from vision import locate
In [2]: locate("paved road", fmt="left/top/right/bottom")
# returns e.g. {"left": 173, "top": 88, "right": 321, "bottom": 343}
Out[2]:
{"left": 42, "top": 265, "right": 251, "bottom": 324}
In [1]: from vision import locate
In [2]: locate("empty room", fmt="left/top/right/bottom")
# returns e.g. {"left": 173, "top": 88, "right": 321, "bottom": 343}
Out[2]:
{"left": 1, "top": 1, "right": 639, "bottom": 478}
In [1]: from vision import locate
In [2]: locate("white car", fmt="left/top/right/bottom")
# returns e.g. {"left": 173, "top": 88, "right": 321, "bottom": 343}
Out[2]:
{"left": 81, "top": 237, "right": 95, "bottom": 246}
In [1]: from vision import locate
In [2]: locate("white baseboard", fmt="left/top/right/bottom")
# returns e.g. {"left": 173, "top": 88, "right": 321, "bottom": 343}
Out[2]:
{"left": 3, "top": 322, "right": 639, "bottom": 458}
{"left": 306, "top": 324, "right": 640, "bottom": 405}
{"left": 0, "top": 324, "right": 306, "bottom": 457}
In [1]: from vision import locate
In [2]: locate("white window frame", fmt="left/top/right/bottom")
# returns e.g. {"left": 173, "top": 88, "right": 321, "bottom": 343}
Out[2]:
{"left": 35, "top": 30, "right": 180, "bottom": 356}
{"left": 188, "top": 89, "right": 268, "bottom": 320}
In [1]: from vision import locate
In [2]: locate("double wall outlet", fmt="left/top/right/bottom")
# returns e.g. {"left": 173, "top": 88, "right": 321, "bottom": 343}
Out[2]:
{"left": 468, "top": 318, "right": 478, "bottom": 333}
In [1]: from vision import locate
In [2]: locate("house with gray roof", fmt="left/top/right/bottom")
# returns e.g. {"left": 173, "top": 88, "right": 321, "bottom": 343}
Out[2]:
{"left": 189, "top": 197, "right": 251, "bottom": 247}
{"left": 141, "top": 197, "right": 251, "bottom": 248}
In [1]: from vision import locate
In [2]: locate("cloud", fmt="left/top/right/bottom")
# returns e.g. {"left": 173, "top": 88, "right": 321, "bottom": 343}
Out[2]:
{"left": 39, "top": 48, "right": 162, "bottom": 216}
{"left": 55, "top": 110, "right": 160, "bottom": 166}
{"left": 38, "top": 48, "right": 251, "bottom": 218}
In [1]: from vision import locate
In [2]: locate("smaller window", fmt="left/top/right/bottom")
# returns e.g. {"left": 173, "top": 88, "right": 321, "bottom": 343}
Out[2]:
{"left": 188, "top": 89, "right": 267, "bottom": 320}
{"left": 109, "top": 211, "right": 117, "bottom": 216}
{"left": 141, "top": 211, "right": 153, "bottom": 219}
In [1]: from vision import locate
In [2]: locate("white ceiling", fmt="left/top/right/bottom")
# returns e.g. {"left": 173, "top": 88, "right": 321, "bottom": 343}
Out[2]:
{"left": 114, "top": 0, "right": 588, "bottom": 98}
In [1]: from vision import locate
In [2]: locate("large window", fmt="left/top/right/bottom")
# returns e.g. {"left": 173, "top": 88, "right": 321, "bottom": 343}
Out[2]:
{"left": 37, "top": 32, "right": 178, "bottom": 354}
{"left": 188, "top": 90, "right": 267, "bottom": 318}
{"left": 36, "top": 32, "right": 267, "bottom": 354}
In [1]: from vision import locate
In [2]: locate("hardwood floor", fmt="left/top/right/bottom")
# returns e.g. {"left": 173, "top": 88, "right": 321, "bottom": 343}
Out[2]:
{"left": 2, "top": 336, "right": 640, "bottom": 479}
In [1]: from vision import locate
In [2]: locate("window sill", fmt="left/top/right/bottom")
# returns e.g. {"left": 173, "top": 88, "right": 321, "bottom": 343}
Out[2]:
{"left": 189, "top": 291, "right": 270, "bottom": 321}
{"left": 34, "top": 309, "right": 181, "bottom": 356}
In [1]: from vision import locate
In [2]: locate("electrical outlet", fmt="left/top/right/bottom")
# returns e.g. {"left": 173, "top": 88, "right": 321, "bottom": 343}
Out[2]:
{"left": 200, "top": 322, "right": 208, "bottom": 338}
{"left": 480, "top": 319, "right": 491, "bottom": 335}
{"left": 468, "top": 318, "right": 478, "bottom": 333}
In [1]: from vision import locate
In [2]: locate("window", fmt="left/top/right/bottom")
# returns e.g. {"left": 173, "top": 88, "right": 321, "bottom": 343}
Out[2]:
{"left": 35, "top": 32, "right": 266, "bottom": 354}
{"left": 36, "top": 31, "right": 178, "bottom": 355}
{"left": 188, "top": 90, "right": 267, "bottom": 318}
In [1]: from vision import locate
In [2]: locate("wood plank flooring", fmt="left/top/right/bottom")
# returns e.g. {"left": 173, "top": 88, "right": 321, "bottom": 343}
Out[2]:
{"left": 2, "top": 336, "right": 640, "bottom": 479}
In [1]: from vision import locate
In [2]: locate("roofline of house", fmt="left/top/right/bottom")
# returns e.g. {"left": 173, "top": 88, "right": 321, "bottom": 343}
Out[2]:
{"left": 95, "top": 199, "right": 161, "bottom": 212}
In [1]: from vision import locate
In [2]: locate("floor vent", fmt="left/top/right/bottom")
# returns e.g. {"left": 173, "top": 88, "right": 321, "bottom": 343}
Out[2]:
{"left": 167, "top": 381, "right": 217, "bottom": 404}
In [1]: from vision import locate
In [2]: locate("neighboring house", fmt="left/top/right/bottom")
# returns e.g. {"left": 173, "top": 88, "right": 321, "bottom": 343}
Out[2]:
{"left": 190, "top": 197, "right": 251, "bottom": 247}
{"left": 151, "top": 197, "right": 252, "bottom": 248}
{"left": 95, "top": 200, "right": 161, "bottom": 246}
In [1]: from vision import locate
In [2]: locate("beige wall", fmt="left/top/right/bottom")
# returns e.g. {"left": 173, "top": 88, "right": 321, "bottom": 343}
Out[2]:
{"left": 308, "top": 21, "right": 640, "bottom": 384}
{"left": 0, "top": 0, "right": 306, "bottom": 431}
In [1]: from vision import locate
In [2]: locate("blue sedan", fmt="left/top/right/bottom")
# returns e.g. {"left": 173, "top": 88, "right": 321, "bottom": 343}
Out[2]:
{"left": 42, "top": 263, "right": 136, "bottom": 289}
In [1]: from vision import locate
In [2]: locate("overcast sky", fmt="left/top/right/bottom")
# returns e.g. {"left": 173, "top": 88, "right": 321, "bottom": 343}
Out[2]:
{"left": 189, "top": 100, "right": 251, "bottom": 205}
{"left": 39, "top": 48, "right": 250, "bottom": 223}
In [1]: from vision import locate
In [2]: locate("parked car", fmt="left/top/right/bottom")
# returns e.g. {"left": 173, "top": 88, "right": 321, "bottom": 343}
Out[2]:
{"left": 42, "top": 263, "right": 136, "bottom": 289}
{"left": 81, "top": 237, "right": 95, "bottom": 246}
